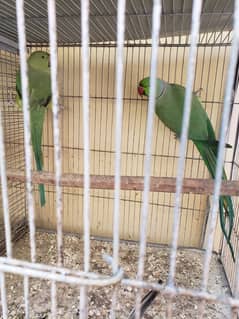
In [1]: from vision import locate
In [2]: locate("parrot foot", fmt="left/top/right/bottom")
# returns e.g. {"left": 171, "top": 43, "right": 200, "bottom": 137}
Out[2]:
{"left": 59, "top": 104, "right": 64, "bottom": 111}
{"left": 194, "top": 87, "right": 203, "bottom": 96}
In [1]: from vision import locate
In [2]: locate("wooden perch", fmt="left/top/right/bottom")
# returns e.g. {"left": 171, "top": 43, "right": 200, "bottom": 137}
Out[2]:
{"left": 5, "top": 169, "right": 239, "bottom": 196}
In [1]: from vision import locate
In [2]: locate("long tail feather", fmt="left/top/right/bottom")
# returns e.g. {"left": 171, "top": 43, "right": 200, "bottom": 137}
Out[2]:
{"left": 128, "top": 280, "right": 163, "bottom": 319}
{"left": 30, "top": 107, "right": 46, "bottom": 207}
{"left": 219, "top": 200, "right": 236, "bottom": 262}
{"left": 194, "top": 140, "right": 235, "bottom": 261}
{"left": 38, "top": 184, "right": 46, "bottom": 207}
{"left": 205, "top": 148, "right": 234, "bottom": 249}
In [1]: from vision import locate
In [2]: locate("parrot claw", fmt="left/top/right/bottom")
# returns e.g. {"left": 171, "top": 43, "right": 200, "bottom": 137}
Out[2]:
{"left": 59, "top": 104, "right": 64, "bottom": 111}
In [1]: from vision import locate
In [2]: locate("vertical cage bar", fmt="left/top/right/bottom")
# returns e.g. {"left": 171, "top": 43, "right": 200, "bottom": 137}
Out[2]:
{"left": 168, "top": 0, "right": 203, "bottom": 284}
{"left": 134, "top": 2, "right": 162, "bottom": 319}
{"left": 167, "top": 0, "right": 202, "bottom": 316}
{"left": 0, "top": 272, "right": 7, "bottom": 319}
{"left": 16, "top": 0, "right": 36, "bottom": 262}
{"left": 51, "top": 280, "right": 57, "bottom": 318}
{"left": 47, "top": 1, "right": 62, "bottom": 316}
{"left": 201, "top": 0, "right": 239, "bottom": 294}
{"left": 47, "top": 0, "right": 63, "bottom": 266}
{"left": 110, "top": 0, "right": 126, "bottom": 317}
{"left": 23, "top": 276, "right": 29, "bottom": 319}
{"left": 80, "top": 0, "right": 90, "bottom": 318}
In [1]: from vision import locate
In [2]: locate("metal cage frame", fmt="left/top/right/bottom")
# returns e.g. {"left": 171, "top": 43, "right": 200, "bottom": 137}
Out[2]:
{"left": 0, "top": 0, "right": 239, "bottom": 318}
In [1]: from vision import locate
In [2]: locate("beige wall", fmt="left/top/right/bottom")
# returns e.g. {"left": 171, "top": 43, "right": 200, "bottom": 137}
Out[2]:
{"left": 29, "top": 41, "right": 232, "bottom": 249}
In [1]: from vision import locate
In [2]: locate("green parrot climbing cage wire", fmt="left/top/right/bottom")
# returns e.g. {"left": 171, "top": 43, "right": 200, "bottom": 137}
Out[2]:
{"left": 0, "top": 0, "right": 239, "bottom": 318}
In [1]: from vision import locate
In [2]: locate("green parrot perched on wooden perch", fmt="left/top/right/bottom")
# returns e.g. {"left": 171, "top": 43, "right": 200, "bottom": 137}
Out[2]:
{"left": 16, "top": 51, "right": 52, "bottom": 207}
{"left": 138, "top": 77, "right": 235, "bottom": 261}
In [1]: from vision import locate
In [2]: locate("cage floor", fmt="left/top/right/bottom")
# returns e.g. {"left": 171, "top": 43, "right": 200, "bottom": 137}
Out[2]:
{"left": 0, "top": 231, "right": 231, "bottom": 318}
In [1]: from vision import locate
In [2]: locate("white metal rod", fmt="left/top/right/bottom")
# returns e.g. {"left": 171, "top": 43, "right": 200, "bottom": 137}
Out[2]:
{"left": 24, "top": 276, "right": 29, "bottom": 319}
{"left": 51, "top": 281, "right": 57, "bottom": 318}
{"left": 80, "top": 0, "right": 90, "bottom": 317}
{"left": 134, "top": 1, "right": 162, "bottom": 319}
{"left": 47, "top": 0, "right": 63, "bottom": 267}
{"left": 202, "top": 0, "right": 239, "bottom": 292}
{"left": 168, "top": 0, "right": 203, "bottom": 286}
{"left": 113, "top": 0, "right": 126, "bottom": 275}
{"left": 16, "top": 0, "right": 36, "bottom": 262}
{"left": 0, "top": 256, "right": 111, "bottom": 279}
{"left": 110, "top": 0, "right": 126, "bottom": 317}
{"left": 81, "top": 0, "right": 90, "bottom": 276}
{"left": 167, "top": 1, "right": 202, "bottom": 316}
{"left": 0, "top": 272, "right": 7, "bottom": 319}
{"left": 0, "top": 259, "right": 124, "bottom": 286}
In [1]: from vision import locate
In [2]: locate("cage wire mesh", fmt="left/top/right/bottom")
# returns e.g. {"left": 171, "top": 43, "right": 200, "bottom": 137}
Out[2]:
{"left": 0, "top": 0, "right": 239, "bottom": 318}
{"left": 0, "top": 49, "right": 26, "bottom": 255}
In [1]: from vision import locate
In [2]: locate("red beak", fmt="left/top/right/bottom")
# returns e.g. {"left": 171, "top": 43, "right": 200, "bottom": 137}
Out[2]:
{"left": 138, "top": 85, "right": 144, "bottom": 96}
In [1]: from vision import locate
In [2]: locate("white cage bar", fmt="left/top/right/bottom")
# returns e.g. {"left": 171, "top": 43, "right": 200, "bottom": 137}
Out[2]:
{"left": 16, "top": 0, "right": 36, "bottom": 263}
{"left": 80, "top": 0, "right": 90, "bottom": 317}
{"left": 111, "top": 0, "right": 126, "bottom": 317}
{"left": 134, "top": 1, "right": 161, "bottom": 318}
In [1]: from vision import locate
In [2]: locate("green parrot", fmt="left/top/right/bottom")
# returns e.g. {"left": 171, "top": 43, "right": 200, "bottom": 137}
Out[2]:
{"left": 16, "top": 51, "right": 52, "bottom": 207}
{"left": 138, "top": 77, "right": 235, "bottom": 261}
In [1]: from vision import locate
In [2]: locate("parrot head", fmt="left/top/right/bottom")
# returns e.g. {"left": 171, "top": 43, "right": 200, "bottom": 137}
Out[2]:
{"left": 28, "top": 51, "right": 50, "bottom": 70}
{"left": 138, "top": 77, "right": 150, "bottom": 97}
{"left": 138, "top": 77, "right": 165, "bottom": 98}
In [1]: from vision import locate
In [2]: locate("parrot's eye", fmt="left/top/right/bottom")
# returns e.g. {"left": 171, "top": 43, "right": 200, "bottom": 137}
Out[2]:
{"left": 42, "top": 55, "right": 45, "bottom": 59}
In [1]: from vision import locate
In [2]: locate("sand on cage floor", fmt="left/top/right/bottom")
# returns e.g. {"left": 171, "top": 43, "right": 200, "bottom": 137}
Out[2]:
{"left": 0, "top": 231, "right": 232, "bottom": 318}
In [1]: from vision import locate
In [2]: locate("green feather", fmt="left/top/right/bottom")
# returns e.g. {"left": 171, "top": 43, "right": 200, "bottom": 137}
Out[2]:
{"left": 30, "top": 106, "right": 46, "bottom": 207}
{"left": 193, "top": 141, "right": 234, "bottom": 261}
{"left": 16, "top": 51, "right": 51, "bottom": 207}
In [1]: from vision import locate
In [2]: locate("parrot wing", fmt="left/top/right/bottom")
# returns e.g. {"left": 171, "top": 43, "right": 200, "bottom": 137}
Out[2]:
{"left": 16, "top": 70, "right": 22, "bottom": 109}
{"left": 15, "top": 69, "right": 52, "bottom": 110}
